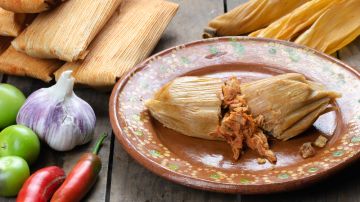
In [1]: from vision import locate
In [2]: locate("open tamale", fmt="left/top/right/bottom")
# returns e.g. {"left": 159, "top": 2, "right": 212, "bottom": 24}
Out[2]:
{"left": 295, "top": 0, "right": 360, "bottom": 55}
{"left": 249, "top": 0, "right": 337, "bottom": 40}
{"left": 0, "top": 8, "right": 26, "bottom": 37}
{"left": 0, "top": 46, "right": 63, "bottom": 82}
{"left": 0, "top": 0, "right": 64, "bottom": 13}
{"left": 145, "top": 74, "right": 340, "bottom": 162}
{"left": 54, "top": 0, "right": 179, "bottom": 89}
{"left": 203, "top": 0, "right": 309, "bottom": 38}
{"left": 12, "top": 0, "right": 123, "bottom": 62}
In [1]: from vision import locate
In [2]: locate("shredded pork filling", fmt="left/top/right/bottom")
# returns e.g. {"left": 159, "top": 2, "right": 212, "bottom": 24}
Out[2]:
{"left": 215, "top": 77, "right": 277, "bottom": 163}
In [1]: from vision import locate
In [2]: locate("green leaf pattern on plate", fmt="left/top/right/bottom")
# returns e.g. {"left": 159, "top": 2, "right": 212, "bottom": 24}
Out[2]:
{"left": 285, "top": 48, "right": 300, "bottom": 62}
{"left": 240, "top": 178, "right": 250, "bottom": 184}
{"left": 332, "top": 150, "right": 344, "bottom": 157}
{"left": 167, "top": 163, "right": 179, "bottom": 171}
{"left": 268, "top": 48, "right": 277, "bottom": 55}
{"left": 351, "top": 136, "right": 360, "bottom": 143}
{"left": 181, "top": 56, "right": 190, "bottom": 65}
{"left": 308, "top": 167, "right": 319, "bottom": 173}
{"left": 210, "top": 173, "right": 221, "bottom": 180}
{"left": 134, "top": 130, "right": 143, "bottom": 136}
{"left": 149, "top": 150, "right": 162, "bottom": 158}
{"left": 278, "top": 173, "right": 289, "bottom": 179}
{"left": 209, "top": 46, "right": 218, "bottom": 54}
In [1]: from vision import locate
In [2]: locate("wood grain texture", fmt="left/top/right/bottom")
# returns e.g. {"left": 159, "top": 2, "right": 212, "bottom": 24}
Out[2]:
{"left": 0, "top": 76, "right": 112, "bottom": 202}
{"left": 339, "top": 37, "right": 360, "bottom": 72}
{"left": 153, "top": 0, "right": 224, "bottom": 52}
{"left": 226, "top": 0, "right": 249, "bottom": 10}
{"left": 109, "top": 0, "right": 228, "bottom": 201}
{"left": 110, "top": 144, "right": 240, "bottom": 202}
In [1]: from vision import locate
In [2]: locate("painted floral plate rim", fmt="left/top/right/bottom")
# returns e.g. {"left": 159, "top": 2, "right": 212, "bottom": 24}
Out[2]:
{"left": 110, "top": 37, "right": 360, "bottom": 194}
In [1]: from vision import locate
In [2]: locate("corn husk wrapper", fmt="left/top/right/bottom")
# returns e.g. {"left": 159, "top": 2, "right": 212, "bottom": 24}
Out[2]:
{"left": 146, "top": 74, "right": 340, "bottom": 141}
{"left": 12, "top": 0, "right": 123, "bottom": 62}
{"left": 146, "top": 77, "right": 223, "bottom": 140}
{"left": 249, "top": 0, "right": 337, "bottom": 40}
{"left": 0, "top": 8, "right": 26, "bottom": 37}
{"left": 295, "top": 0, "right": 360, "bottom": 55}
{"left": 0, "top": 46, "right": 62, "bottom": 82}
{"left": 54, "top": 0, "right": 179, "bottom": 89}
{"left": 203, "top": 0, "right": 309, "bottom": 38}
{"left": 0, "top": 36, "right": 12, "bottom": 54}
{"left": 0, "top": 0, "right": 63, "bottom": 13}
{"left": 241, "top": 73, "right": 340, "bottom": 140}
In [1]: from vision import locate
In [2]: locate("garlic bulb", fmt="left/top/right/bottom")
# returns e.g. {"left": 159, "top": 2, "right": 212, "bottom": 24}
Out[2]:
{"left": 17, "top": 71, "right": 96, "bottom": 151}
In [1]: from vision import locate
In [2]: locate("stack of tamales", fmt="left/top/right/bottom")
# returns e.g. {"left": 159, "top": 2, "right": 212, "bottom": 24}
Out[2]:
{"left": 204, "top": 0, "right": 360, "bottom": 55}
{"left": 0, "top": 0, "right": 179, "bottom": 89}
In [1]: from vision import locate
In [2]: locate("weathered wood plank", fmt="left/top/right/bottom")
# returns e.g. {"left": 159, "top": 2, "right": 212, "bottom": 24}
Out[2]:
{"left": 109, "top": 0, "right": 234, "bottom": 201}
{"left": 153, "top": 0, "right": 224, "bottom": 52}
{"left": 0, "top": 76, "right": 112, "bottom": 202}
{"left": 226, "top": 0, "right": 248, "bottom": 11}
{"left": 110, "top": 144, "right": 240, "bottom": 202}
{"left": 241, "top": 161, "right": 360, "bottom": 202}
{"left": 339, "top": 37, "right": 360, "bottom": 72}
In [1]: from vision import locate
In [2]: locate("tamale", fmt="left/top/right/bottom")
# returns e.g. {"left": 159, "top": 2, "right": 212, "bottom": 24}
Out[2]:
{"left": 0, "top": 46, "right": 63, "bottom": 82}
{"left": 12, "top": 0, "right": 123, "bottom": 62}
{"left": 203, "top": 0, "right": 309, "bottom": 38}
{"left": 249, "top": 0, "right": 337, "bottom": 40}
{"left": 0, "top": 0, "right": 63, "bottom": 13}
{"left": 295, "top": 0, "right": 360, "bottom": 55}
{"left": 54, "top": 0, "right": 179, "bottom": 88}
{"left": 240, "top": 73, "right": 340, "bottom": 140}
{"left": 146, "top": 77, "right": 223, "bottom": 140}
{"left": 0, "top": 8, "right": 26, "bottom": 37}
{"left": 146, "top": 74, "right": 340, "bottom": 162}
{"left": 0, "top": 36, "right": 12, "bottom": 54}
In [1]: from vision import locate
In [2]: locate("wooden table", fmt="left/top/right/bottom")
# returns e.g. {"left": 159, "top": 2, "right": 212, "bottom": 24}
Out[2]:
{"left": 1, "top": 0, "right": 360, "bottom": 201}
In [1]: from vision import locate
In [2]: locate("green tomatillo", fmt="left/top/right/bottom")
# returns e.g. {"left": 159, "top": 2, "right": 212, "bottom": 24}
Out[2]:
{"left": 0, "top": 156, "right": 30, "bottom": 197}
{"left": 0, "top": 84, "right": 26, "bottom": 129}
{"left": 0, "top": 125, "right": 40, "bottom": 165}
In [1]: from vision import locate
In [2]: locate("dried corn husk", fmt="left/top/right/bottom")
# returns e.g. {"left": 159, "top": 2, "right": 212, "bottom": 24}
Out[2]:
{"left": 0, "top": 46, "right": 63, "bottom": 82}
{"left": 203, "top": 0, "right": 309, "bottom": 38}
{"left": 241, "top": 73, "right": 340, "bottom": 140}
{"left": 0, "top": 0, "right": 63, "bottom": 13}
{"left": 146, "top": 77, "right": 223, "bottom": 140}
{"left": 54, "top": 0, "right": 179, "bottom": 89}
{"left": 249, "top": 0, "right": 337, "bottom": 40}
{"left": 0, "top": 36, "right": 12, "bottom": 54}
{"left": 295, "top": 0, "right": 360, "bottom": 54}
{"left": 146, "top": 74, "right": 340, "bottom": 141}
{"left": 0, "top": 8, "right": 26, "bottom": 37}
{"left": 12, "top": 0, "right": 123, "bottom": 62}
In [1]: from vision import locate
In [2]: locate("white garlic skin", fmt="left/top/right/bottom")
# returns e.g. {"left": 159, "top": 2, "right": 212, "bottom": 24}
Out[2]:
{"left": 17, "top": 71, "right": 96, "bottom": 151}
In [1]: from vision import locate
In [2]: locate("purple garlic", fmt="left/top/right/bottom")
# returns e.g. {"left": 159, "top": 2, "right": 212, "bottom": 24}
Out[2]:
{"left": 17, "top": 71, "right": 96, "bottom": 151}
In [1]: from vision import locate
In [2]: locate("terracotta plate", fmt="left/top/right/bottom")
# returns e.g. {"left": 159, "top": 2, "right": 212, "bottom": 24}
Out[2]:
{"left": 110, "top": 37, "right": 360, "bottom": 194}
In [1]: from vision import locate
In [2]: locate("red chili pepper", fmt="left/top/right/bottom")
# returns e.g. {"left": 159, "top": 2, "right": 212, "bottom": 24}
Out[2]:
{"left": 16, "top": 166, "right": 65, "bottom": 202}
{"left": 50, "top": 133, "right": 107, "bottom": 202}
